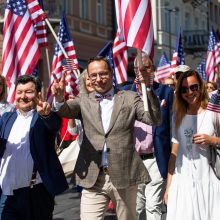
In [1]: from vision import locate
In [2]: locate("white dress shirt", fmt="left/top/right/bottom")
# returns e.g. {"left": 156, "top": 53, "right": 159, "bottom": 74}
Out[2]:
{"left": 0, "top": 110, "right": 42, "bottom": 195}
{"left": 98, "top": 88, "right": 114, "bottom": 167}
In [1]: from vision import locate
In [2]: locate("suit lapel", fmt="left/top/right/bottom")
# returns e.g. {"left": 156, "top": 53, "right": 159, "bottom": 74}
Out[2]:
{"left": 106, "top": 90, "right": 124, "bottom": 134}
{"left": 30, "top": 111, "right": 38, "bottom": 137}
{"left": 4, "top": 112, "right": 17, "bottom": 139}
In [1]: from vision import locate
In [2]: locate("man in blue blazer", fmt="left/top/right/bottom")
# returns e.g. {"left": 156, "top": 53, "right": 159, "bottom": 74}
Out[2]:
{"left": 0, "top": 75, "right": 68, "bottom": 220}
{"left": 122, "top": 54, "right": 174, "bottom": 220}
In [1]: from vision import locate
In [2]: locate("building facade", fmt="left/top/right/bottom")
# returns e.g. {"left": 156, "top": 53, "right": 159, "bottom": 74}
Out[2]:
{"left": 0, "top": 0, "right": 220, "bottom": 95}
{"left": 152, "top": 0, "right": 211, "bottom": 69}
{"left": 0, "top": 0, "right": 114, "bottom": 97}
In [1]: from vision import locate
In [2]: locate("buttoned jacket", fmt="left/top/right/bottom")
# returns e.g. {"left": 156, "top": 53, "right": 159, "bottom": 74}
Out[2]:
{"left": 57, "top": 89, "right": 161, "bottom": 189}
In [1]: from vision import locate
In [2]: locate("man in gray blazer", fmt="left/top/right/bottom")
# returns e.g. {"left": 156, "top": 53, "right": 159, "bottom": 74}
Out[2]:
{"left": 52, "top": 56, "right": 161, "bottom": 220}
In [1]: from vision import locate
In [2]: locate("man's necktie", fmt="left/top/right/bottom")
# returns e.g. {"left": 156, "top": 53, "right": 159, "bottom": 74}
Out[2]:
{"left": 95, "top": 94, "right": 112, "bottom": 101}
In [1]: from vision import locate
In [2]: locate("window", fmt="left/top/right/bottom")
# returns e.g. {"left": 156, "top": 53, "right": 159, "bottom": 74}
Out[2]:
{"left": 80, "top": 0, "right": 89, "bottom": 19}
{"left": 63, "top": 0, "right": 72, "bottom": 15}
{"left": 185, "top": 12, "right": 191, "bottom": 30}
{"left": 96, "top": 0, "right": 105, "bottom": 25}
{"left": 164, "top": 10, "right": 170, "bottom": 32}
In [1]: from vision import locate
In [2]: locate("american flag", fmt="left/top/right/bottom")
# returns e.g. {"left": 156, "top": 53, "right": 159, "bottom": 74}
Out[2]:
{"left": 47, "top": 12, "right": 79, "bottom": 103}
{"left": 26, "top": 0, "right": 46, "bottom": 24}
{"left": 2, "top": 0, "right": 44, "bottom": 103}
{"left": 98, "top": 41, "right": 116, "bottom": 85}
{"left": 34, "top": 0, "right": 48, "bottom": 47}
{"left": 155, "top": 52, "right": 171, "bottom": 82}
{"left": 197, "top": 59, "right": 207, "bottom": 81}
{"left": 207, "top": 91, "right": 220, "bottom": 113}
{"left": 98, "top": 38, "right": 128, "bottom": 85}
{"left": 98, "top": 41, "right": 115, "bottom": 68}
{"left": 112, "top": 30, "right": 128, "bottom": 84}
{"left": 205, "top": 28, "right": 220, "bottom": 82}
{"left": 169, "top": 27, "right": 185, "bottom": 77}
{"left": 115, "top": 0, "right": 154, "bottom": 59}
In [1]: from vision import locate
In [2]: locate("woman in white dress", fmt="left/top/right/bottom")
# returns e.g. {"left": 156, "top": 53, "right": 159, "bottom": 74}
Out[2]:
{"left": 164, "top": 70, "right": 220, "bottom": 220}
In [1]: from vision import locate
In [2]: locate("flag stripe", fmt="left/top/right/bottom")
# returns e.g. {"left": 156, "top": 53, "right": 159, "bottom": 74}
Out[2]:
{"left": 115, "top": 0, "right": 154, "bottom": 58}
{"left": 2, "top": 0, "right": 42, "bottom": 103}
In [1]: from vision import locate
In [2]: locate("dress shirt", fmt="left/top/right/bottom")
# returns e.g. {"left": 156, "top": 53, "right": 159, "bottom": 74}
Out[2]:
{"left": 98, "top": 88, "right": 114, "bottom": 167}
{"left": 0, "top": 110, "right": 42, "bottom": 195}
{"left": 134, "top": 94, "right": 154, "bottom": 155}
{"left": 134, "top": 120, "right": 154, "bottom": 154}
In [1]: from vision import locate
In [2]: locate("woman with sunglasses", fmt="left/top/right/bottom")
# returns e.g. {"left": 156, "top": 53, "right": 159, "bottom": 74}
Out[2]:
{"left": 164, "top": 70, "right": 220, "bottom": 220}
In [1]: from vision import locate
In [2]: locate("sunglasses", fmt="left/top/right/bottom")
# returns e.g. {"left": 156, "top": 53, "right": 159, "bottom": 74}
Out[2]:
{"left": 180, "top": 84, "right": 199, "bottom": 94}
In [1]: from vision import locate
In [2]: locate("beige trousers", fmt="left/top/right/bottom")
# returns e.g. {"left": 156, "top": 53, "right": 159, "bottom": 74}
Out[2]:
{"left": 80, "top": 172, "right": 137, "bottom": 220}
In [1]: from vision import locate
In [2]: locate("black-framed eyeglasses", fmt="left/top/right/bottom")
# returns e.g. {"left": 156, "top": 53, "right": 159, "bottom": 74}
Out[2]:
{"left": 89, "top": 71, "right": 110, "bottom": 81}
{"left": 180, "top": 84, "right": 199, "bottom": 94}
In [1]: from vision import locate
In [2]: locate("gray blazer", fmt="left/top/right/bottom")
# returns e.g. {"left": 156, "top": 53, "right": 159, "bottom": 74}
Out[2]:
{"left": 57, "top": 89, "right": 161, "bottom": 189}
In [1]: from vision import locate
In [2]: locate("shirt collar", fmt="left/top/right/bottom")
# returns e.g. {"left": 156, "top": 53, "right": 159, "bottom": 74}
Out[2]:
{"left": 17, "top": 109, "right": 35, "bottom": 118}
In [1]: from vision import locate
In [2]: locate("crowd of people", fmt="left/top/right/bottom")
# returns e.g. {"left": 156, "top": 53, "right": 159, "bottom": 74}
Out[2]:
{"left": 0, "top": 52, "right": 219, "bottom": 220}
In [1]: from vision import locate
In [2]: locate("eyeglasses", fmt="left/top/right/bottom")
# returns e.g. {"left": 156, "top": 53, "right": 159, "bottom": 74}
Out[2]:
{"left": 89, "top": 71, "right": 110, "bottom": 81}
{"left": 180, "top": 84, "right": 199, "bottom": 94}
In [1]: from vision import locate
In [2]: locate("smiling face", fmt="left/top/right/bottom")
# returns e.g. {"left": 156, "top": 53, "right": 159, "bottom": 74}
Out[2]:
{"left": 15, "top": 82, "right": 38, "bottom": 113}
{"left": 85, "top": 74, "right": 94, "bottom": 93}
{"left": 180, "top": 75, "right": 201, "bottom": 107}
{"left": 88, "top": 60, "right": 113, "bottom": 94}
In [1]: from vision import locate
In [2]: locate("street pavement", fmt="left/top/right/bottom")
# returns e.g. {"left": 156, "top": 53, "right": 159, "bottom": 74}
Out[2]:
{"left": 53, "top": 180, "right": 166, "bottom": 220}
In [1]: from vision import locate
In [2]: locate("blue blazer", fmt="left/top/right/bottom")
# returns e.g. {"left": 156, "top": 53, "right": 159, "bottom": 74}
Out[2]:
{"left": 121, "top": 82, "right": 174, "bottom": 179}
{"left": 0, "top": 111, "right": 68, "bottom": 196}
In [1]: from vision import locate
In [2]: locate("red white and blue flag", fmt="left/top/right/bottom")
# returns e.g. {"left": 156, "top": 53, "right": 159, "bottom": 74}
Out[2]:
{"left": 26, "top": 0, "right": 46, "bottom": 24}
{"left": 205, "top": 28, "right": 220, "bottom": 82}
{"left": 207, "top": 91, "right": 220, "bottom": 113}
{"left": 115, "top": 0, "right": 154, "bottom": 59}
{"left": 197, "top": 59, "right": 207, "bottom": 81}
{"left": 47, "top": 12, "right": 79, "bottom": 103}
{"left": 156, "top": 52, "right": 171, "bottom": 82}
{"left": 169, "top": 27, "right": 185, "bottom": 77}
{"left": 2, "top": 0, "right": 45, "bottom": 103}
{"left": 34, "top": 0, "right": 48, "bottom": 47}
{"left": 113, "top": 30, "right": 128, "bottom": 84}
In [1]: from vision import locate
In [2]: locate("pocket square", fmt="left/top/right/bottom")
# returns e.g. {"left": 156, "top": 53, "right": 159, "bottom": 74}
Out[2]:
{"left": 160, "top": 99, "right": 167, "bottom": 107}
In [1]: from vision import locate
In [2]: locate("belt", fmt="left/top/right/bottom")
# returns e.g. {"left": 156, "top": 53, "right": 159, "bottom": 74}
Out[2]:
{"left": 140, "top": 153, "right": 154, "bottom": 160}
{"left": 100, "top": 166, "right": 109, "bottom": 175}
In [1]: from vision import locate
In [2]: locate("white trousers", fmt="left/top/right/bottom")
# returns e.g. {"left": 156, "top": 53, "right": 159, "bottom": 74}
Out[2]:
{"left": 136, "top": 157, "right": 165, "bottom": 220}
{"left": 81, "top": 172, "right": 137, "bottom": 220}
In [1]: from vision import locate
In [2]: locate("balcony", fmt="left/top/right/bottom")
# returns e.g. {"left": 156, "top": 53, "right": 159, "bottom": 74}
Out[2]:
{"left": 183, "top": 30, "right": 209, "bottom": 51}
{"left": 182, "top": 0, "right": 208, "bottom": 8}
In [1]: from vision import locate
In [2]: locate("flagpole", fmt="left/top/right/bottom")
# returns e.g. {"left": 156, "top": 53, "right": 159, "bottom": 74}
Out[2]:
{"left": 45, "top": 47, "right": 51, "bottom": 79}
{"left": 137, "top": 50, "right": 149, "bottom": 112}
{"left": 44, "top": 18, "right": 79, "bottom": 79}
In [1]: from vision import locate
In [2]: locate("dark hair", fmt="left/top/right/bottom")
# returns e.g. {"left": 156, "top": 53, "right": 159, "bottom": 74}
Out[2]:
{"left": 15, "top": 75, "right": 42, "bottom": 93}
{"left": 87, "top": 56, "right": 112, "bottom": 72}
